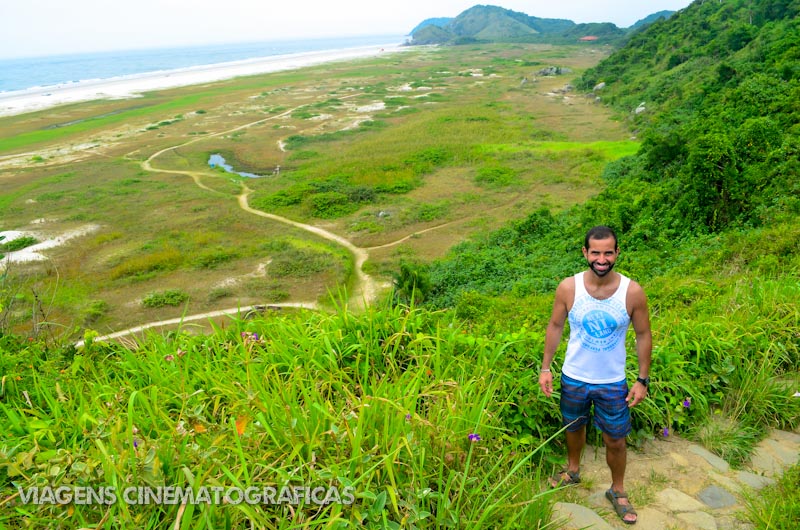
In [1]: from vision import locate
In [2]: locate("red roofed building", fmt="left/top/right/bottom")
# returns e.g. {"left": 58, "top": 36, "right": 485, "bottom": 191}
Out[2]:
{"left": 579, "top": 36, "right": 599, "bottom": 41}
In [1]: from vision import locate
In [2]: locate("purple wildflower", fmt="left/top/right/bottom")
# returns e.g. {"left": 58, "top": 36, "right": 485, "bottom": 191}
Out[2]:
{"left": 405, "top": 414, "right": 412, "bottom": 422}
{"left": 683, "top": 398, "right": 691, "bottom": 408}
{"left": 662, "top": 427, "right": 669, "bottom": 437}
{"left": 468, "top": 433, "right": 481, "bottom": 442}
{"left": 133, "top": 438, "right": 139, "bottom": 449}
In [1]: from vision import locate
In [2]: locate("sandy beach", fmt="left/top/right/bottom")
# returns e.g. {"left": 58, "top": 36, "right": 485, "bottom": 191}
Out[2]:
{"left": 0, "top": 43, "right": 404, "bottom": 117}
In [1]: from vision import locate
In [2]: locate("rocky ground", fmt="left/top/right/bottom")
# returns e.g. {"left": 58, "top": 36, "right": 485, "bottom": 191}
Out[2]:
{"left": 550, "top": 429, "right": 800, "bottom": 529}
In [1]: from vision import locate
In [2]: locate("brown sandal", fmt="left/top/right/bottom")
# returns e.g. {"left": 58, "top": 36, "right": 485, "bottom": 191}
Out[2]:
{"left": 606, "top": 488, "right": 638, "bottom": 524}
{"left": 548, "top": 469, "right": 581, "bottom": 488}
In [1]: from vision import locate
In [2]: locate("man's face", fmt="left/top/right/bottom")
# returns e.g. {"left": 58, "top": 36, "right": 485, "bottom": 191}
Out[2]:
{"left": 582, "top": 236, "right": 619, "bottom": 277}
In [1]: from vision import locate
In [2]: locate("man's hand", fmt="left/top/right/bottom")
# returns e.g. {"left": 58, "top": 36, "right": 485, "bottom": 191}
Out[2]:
{"left": 626, "top": 381, "right": 648, "bottom": 408}
{"left": 539, "top": 371, "right": 554, "bottom": 398}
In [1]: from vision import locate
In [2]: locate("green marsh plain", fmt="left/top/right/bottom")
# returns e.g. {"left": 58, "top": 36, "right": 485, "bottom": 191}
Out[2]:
{"left": 0, "top": 44, "right": 635, "bottom": 338}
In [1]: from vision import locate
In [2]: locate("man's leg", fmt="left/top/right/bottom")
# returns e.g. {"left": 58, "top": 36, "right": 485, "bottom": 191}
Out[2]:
{"left": 603, "top": 432, "right": 627, "bottom": 492}
{"left": 553, "top": 374, "right": 590, "bottom": 486}
{"left": 566, "top": 425, "right": 586, "bottom": 473}
{"left": 603, "top": 427, "right": 636, "bottom": 523}
{"left": 603, "top": 404, "right": 637, "bottom": 523}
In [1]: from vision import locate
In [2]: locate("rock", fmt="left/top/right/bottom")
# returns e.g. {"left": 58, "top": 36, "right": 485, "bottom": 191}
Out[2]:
{"left": 634, "top": 507, "right": 674, "bottom": 528}
{"left": 698, "top": 485, "right": 738, "bottom": 509}
{"left": 535, "top": 66, "right": 562, "bottom": 76}
{"left": 689, "top": 444, "right": 731, "bottom": 472}
{"left": 749, "top": 445, "right": 783, "bottom": 476}
{"left": 708, "top": 470, "right": 743, "bottom": 494}
{"left": 676, "top": 510, "right": 718, "bottom": 530}
{"left": 593, "top": 82, "right": 606, "bottom": 91}
{"left": 552, "top": 502, "right": 614, "bottom": 530}
{"left": 761, "top": 439, "right": 800, "bottom": 466}
{"left": 656, "top": 488, "right": 707, "bottom": 512}
{"left": 770, "top": 429, "right": 800, "bottom": 445}
{"left": 736, "top": 470, "right": 775, "bottom": 490}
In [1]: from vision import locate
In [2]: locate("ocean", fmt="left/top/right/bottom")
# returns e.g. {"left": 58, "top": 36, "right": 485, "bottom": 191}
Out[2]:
{"left": 0, "top": 35, "right": 406, "bottom": 93}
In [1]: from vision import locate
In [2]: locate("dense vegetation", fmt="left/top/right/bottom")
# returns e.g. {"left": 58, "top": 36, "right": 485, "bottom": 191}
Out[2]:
{"left": 579, "top": 0, "right": 800, "bottom": 238}
{"left": 1, "top": 303, "right": 561, "bottom": 528}
{"left": 2, "top": 0, "right": 799, "bottom": 527}
{"left": 417, "top": 0, "right": 800, "bottom": 477}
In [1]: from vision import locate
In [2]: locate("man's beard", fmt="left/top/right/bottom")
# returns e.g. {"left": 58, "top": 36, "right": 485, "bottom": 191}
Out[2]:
{"left": 588, "top": 260, "right": 614, "bottom": 277}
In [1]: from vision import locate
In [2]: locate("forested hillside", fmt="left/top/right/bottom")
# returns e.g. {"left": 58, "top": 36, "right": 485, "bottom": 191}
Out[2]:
{"left": 409, "top": 4, "right": 634, "bottom": 45}
{"left": 425, "top": 0, "right": 800, "bottom": 307}
{"left": 580, "top": 0, "right": 800, "bottom": 236}
{"left": 414, "top": 6, "right": 799, "bottom": 502}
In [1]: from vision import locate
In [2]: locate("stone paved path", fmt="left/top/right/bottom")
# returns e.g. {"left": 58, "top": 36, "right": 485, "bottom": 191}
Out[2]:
{"left": 550, "top": 429, "right": 800, "bottom": 529}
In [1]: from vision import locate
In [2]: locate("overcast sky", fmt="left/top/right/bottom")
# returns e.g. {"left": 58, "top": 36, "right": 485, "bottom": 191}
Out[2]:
{"left": 1, "top": 0, "right": 695, "bottom": 59}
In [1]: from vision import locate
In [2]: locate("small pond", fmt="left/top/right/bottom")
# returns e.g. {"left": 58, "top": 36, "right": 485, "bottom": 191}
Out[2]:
{"left": 208, "top": 154, "right": 264, "bottom": 178}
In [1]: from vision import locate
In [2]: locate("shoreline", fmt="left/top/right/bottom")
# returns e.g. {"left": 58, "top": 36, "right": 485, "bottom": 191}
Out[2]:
{"left": 0, "top": 42, "right": 405, "bottom": 118}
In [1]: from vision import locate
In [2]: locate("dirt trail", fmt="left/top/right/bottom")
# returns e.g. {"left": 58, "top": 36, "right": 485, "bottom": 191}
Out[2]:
{"left": 89, "top": 102, "right": 446, "bottom": 346}
{"left": 137, "top": 101, "right": 385, "bottom": 308}
{"left": 551, "top": 428, "right": 800, "bottom": 529}
{"left": 236, "top": 183, "right": 384, "bottom": 307}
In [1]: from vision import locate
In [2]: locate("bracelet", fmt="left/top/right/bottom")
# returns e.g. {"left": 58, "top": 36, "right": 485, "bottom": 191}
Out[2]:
{"left": 540, "top": 368, "right": 551, "bottom": 373}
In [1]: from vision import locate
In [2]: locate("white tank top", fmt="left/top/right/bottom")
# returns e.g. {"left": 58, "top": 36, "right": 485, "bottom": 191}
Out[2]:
{"left": 562, "top": 271, "right": 631, "bottom": 384}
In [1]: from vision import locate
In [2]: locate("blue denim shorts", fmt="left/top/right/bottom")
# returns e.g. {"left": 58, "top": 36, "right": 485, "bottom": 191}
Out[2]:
{"left": 560, "top": 373, "right": 632, "bottom": 439}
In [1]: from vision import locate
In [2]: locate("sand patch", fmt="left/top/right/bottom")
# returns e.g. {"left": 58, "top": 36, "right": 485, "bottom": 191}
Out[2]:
{"left": 214, "top": 261, "right": 271, "bottom": 288}
{"left": 1, "top": 224, "right": 100, "bottom": 266}
{"left": 355, "top": 102, "right": 385, "bottom": 113}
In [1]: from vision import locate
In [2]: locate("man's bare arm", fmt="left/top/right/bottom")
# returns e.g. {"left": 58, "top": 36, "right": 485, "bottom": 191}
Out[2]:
{"left": 626, "top": 281, "right": 652, "bottom": 407}
{"left": 540, "top": 279, "right": 572, "bottom": 397}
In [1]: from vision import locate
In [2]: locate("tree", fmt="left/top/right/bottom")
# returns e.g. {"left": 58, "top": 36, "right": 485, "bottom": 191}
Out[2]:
{"left": 680, "top": 132, "right": 741, "bottom": 230}
{"left": 392, "top": 262, "right": 431, "bottom": 305}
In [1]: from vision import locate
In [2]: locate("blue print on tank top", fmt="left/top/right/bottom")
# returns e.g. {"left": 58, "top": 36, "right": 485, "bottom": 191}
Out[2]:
{"left": 571, "top": 296, "right": 628, "bottom": 354}
{"left": 582, "top": 309, "right": 618, "bottom": 339}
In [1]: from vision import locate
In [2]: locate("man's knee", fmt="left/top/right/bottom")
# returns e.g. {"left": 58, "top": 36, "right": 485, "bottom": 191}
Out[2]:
{"left": 603, "top": 434, "right": 626, "bottom": 451}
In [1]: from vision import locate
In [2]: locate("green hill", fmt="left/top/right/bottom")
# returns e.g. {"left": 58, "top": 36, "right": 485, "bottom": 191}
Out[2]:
{"left": 408, "top": 4, "right": 668, "bottom": 46}
{"left": 417, "top": 0, "right": 800, "bottom": 481}
{"left": 426, "top": 0, "right": 800, "bottom": 307}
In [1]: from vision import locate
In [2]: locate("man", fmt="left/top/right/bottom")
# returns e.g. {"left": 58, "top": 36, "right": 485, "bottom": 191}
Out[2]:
{"left": 539, "top": 225, "right": 651, "bottom": 525}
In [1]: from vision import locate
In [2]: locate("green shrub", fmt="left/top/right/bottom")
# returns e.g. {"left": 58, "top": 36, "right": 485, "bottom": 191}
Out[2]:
{"left": 308, "top": 191, "right": 357, "bottom": 218}
{"left": 109, "top": 248, "right": 183, "bottom": 280}
{"left": 269, "top": 248, "right": 335, "bottom": 277}
{"left": 142, "top": 289, "right": 189, "bottom": 308}
{"left": 413, "top": 202, "right": 450, "bottom": 222}
{"left": 81, "top": 299, "right": 109, "bottom": 325}
{"left": 191, "top": 249, "right": 240, "bottom": 269}
{"left": 475, "top": 166, "right": 516, "bottom": 187}
{"left": 0, "top": 236, "right": 38, "bottom": 252}
{"left": 207, "top": 287, "right": 234, "bottom": 302}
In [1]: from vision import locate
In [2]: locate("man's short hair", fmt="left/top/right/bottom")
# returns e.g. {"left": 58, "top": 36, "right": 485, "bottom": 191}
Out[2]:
{"left": 584, "top": 225, "right": 618, "bottom": 250}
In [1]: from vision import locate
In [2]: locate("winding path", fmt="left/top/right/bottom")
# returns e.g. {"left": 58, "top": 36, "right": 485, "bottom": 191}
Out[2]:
{"left": 137, "top": 101, "right": 383, "bottom": 307}
{"left": 88, "top": 100, "right": 454, "bottom": 345}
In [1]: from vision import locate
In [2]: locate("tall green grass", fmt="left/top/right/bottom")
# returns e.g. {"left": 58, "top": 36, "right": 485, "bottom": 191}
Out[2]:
{"left": 0, "top": 301, "right": 560, "bottom": 528}
{"left": 744, "top": 462, "right": 800, "bottom": 529}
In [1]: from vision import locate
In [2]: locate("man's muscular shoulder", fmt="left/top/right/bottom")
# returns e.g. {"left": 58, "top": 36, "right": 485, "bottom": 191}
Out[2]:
{"left": 555, "top": 275, "right": 576, "bottom": 308}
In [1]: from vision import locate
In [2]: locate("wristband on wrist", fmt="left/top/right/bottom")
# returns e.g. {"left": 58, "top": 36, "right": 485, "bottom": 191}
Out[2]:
{"left": 540, "top": 368, "right": 551, "bottom": 373}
